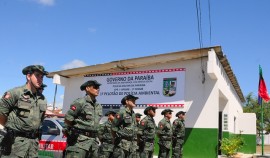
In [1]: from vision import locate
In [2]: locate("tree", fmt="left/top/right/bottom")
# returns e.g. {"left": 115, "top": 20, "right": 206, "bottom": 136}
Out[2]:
{"left": 243, "top": 92, "right": 270, "bottom": 134}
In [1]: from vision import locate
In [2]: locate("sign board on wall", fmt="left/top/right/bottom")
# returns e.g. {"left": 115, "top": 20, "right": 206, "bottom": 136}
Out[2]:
{"left": 85, "top": 68, "right": 185, "bottom": 108}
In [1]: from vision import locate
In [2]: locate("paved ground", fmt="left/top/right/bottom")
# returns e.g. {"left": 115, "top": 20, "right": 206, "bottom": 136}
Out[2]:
{"left": 153, "top": 145, "right": 270, "bottom": 158}
{"left": 217, "top": 145, "right": 270, "bottom": 158}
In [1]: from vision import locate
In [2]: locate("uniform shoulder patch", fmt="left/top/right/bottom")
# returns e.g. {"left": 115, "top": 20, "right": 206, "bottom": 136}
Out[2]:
{"left": 70, "top": 105, "right": 76, "bottom": 111}
{"left": 141, "top": 121, "right": 145, "bottom": 126}
{"left": 3, "top": 92, "right": 11, "bottom": 99}
{"left": 159, "top": 123, "right": 163, "bottom": 128}
{"left": 116, "top": 114, "right": 120, "bottom": 119}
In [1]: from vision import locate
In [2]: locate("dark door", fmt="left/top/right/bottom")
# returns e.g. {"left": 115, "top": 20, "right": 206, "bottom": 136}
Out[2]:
{"left": 218, "top": 112, "right": 222, "bottom": 155}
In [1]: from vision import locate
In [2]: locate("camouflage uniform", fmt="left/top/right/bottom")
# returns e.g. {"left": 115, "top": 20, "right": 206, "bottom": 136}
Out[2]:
{"left": 111, "top": 105, "right": 138, "bottom": 157}
{"left": 138, "top": 106, "right": 157, "bottom": 158}
{"left": 134, "top": 113, "right": 142, "bottom": 158}
{"left": 157, "top": 109, "right": 173, "bottom": 158}
{"left": 98, "top": 111, "right": 116, "bottom": 158}
{"left": 64, "top": 80, "right": 103, "bottom": 158}
{"left": 172, "top": 111, "right": 185, "bottom": 158}
{"left": 0, "top": 65, "right": 48, "bottom": 158}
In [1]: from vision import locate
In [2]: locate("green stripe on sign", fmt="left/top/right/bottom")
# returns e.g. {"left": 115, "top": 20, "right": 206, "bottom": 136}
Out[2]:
{"left": 38, "top": 150, "right": 54, "bottom": 158}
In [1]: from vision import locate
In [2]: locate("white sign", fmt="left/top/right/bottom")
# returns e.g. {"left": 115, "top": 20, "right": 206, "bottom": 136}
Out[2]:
{"left": 85, "top": 68, "right": 185, "bottom": 108}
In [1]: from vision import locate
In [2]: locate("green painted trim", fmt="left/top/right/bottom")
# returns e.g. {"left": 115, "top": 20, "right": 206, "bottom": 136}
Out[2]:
{"left": 222, "top": 131, "right": 229, "bottom": 139}
{"left": 222, "top": 132, "right": 256, "bottom": 154}
{"left": 184, "top": 128, "right": 219, "bottom": 158}
{"left": 221, "top": 131, "right": 256, "bottom": 154}
{"left": 240, "top": 134, "right": 256, "bottom": 153}
{"left": 155, "top": 129, "right": 256, "bottom": 157}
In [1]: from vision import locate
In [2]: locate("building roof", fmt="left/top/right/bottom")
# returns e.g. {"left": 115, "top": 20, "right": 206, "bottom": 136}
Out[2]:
{"left": 47, "top": 46, "right": 245, "bottom": 102}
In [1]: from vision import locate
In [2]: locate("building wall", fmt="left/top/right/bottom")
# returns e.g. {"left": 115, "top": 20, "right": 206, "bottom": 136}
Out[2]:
{"left": 56, "top": 49, "right": 256, "bottom": 157}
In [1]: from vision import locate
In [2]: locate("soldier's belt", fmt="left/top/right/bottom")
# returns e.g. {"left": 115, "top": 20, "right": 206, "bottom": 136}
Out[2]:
{"left": 104, "top": 140, "right": 113, "bottom": 144}
{"left": 71, "top": 128, "right": 97, "bottom": 138}
{"left": 144, "top": 138, "right": 154, "bottom": 142}
{"left": 160, "top": 138, "right": 172, "bottom": 141}
{"left": 121, "top": 136, "right": 134, "bottom": 141}
{"left": 8, "top": 129, "right": 38, "bottom": 139}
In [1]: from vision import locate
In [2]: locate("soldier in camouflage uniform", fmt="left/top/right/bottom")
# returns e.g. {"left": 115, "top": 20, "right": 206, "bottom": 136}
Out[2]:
{"left": 172, "top": 111, "right": 186, "bottom": 158}
{"left": 138, "top": 106, "right": 158, "bottom": 158}
{"left": 98, "top": 110, "right": 116, "bottom": 158}
{"left": 64, "top": 80, "right": 103, "bottom": 158}
{"left": 0, "top": 65, "right": 48, "bottom": 158}
{"left": 111, "top": 95, "right": 139, "bottom": 158}
{"left": 134, "top": 113, "right": 142, "bottom": 157}
{"left": 157, "top": 109, "right": 173, "bottom": 158}
{"left": 135, "top": 113, "right": 142, "bottom": 126}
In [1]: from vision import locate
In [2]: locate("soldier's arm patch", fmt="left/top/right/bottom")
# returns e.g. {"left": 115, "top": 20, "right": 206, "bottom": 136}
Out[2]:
{"left": 116, "top": 114, "right": 120, "bottom": 119}
{"left": 2, "top": 92, "right": 11, "bottom": 99}
{"left": 140, "top": 121, "right": 145, "bottom": 126}
{"left": 159, "top": 123, "right": 163, "bottom": 129}
{"left": 70, "top": 105, "right": 76, "bottom": 111}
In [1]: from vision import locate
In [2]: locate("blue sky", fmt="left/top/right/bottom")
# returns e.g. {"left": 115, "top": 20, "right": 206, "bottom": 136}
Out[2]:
{"left": 0, "top": 0, "right": 269, "bottom": 107}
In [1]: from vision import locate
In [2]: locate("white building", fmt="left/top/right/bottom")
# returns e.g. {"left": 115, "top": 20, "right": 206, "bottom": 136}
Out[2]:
{"left": 48, "top": 46, "right": 256, "bottom": 157}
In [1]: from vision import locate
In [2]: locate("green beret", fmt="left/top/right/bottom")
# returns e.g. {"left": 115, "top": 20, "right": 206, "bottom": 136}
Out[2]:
{"left": 176, "top": 111, "right": 186, "bottom": 117}
{"left": 144, "top": 106, "right": 158, "bottom": 115}
{"left": 105, "top": 110, "right": 116, "bottom": 116}
{"left": 121, "top": 95, "right": 139, "bottom": 105}
{"left": 22, "top": 65, "right": 48, "bottom": 75}
{"left": 161, "top": 109, "right": 173, "bottom": 115}
{"left": 135, "top": 113, "right": 142, "bottom": 118}
{"left": 80, "top": 80, "right": 101, "bottom": 91}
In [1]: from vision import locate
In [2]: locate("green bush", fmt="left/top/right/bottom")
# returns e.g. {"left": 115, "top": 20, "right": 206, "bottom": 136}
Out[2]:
{"left": 220, "top": 134, "right": 244, "bottom": 157}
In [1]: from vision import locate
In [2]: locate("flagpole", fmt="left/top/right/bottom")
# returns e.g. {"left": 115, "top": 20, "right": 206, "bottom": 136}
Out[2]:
{"left": 261, "top": 100, "right": 264, "bottom": 155}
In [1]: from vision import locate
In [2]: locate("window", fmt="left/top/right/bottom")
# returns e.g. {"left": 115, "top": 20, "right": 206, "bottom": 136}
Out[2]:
{"left": 41, "top": 120, "right": 59, "bottom": 135}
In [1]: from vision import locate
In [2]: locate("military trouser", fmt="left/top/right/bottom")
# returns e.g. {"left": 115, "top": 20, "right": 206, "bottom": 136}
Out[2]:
{"left": 172, "top": 139, "right": 184, "bottom": 158}
{"left": 65, "top": 134, "right": 99, "bottom": 158}
{"left": 158, "top": 143, "right": 170, "bottom": 158}
{"left": 1, "top": 136, "right": 39, "bottom": 158}
{"left": 98, "top": 142, "right": 114, "bottom": 158}
{"left": 0, "top": 128, "right": 40, "bottom": 158}
{"left": 139, "top": 142, "right": 154, "bottom": 158}
{"left": 112, "top": 146, "right": 139, "bottom": 158}
{"left": 112, "top": 139, "right": 138, "bottom": 158}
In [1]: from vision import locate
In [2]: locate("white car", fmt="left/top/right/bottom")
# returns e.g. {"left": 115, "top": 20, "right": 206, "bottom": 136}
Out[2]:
{"left": 38, "top": 117, "right": 67, "bottom": 158}
{"left": 38, "top": 116, "right": 108, "bottom": 158}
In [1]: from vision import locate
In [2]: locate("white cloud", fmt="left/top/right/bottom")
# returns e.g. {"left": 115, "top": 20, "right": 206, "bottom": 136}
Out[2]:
{"left": 33, "top": 0, "right": 55, "bottom": 6}
{"left": 61, "top": 59, "right": 87, "bottom": 70}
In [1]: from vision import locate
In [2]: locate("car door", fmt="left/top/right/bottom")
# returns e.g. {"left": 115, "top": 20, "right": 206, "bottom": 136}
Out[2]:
{"left": 39, "top": 119, "right": 66, "bottom": 158}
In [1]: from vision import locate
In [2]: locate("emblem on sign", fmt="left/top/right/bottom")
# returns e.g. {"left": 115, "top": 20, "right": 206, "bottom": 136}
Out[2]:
{"left": 163, "top": 78, "right": 177, "bottom": 97}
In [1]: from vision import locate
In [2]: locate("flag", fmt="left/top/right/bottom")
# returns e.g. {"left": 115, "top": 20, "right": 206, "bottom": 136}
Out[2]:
{"left": 258, "top": 65, "right": 270, "bottom": 102}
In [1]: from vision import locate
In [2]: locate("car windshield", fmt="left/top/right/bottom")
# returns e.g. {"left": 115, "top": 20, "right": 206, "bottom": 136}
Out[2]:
{"left": 56, "top": 119, "right": 65, "bottom": 127}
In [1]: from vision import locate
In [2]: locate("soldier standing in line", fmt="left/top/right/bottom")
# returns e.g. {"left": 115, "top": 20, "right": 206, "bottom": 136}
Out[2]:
{"left": 111, "top": 95, "right": 139, "bottom": 158}
{"left": 64, "top": 80, "right": 102, "bottom": 158}
{"left": 172, "top": 111, "right": 186, "bottom": 158}
{"left": 138, "top": 106, "right": 158, "bottom": 158}
{"left": 0, "top": 65, "right": 48, "bottom": 158}
{"left": 157, "top": 109, "right": 173, "bottom": 158}
{"left": 134, "top": 113, "right": 142, "bottom": 158}
{"left": 98, "top": 110, "right": 116, "bottom": 158}
{"left": 135, "top": 113, "right": 142, "bottom": 126}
